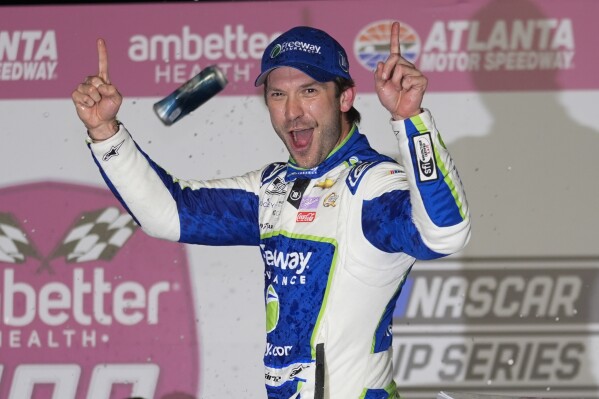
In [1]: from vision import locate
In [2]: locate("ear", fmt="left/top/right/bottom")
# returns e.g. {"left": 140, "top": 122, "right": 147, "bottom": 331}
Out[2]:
{"left": 339, "top": 86, "right": 356, "bottom": 113}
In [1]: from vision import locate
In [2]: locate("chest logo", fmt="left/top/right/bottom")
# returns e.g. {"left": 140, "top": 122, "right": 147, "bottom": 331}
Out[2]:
{"left": 315, "top": 178, "right": 335, "bottom": 189}
{"left": 266, "top": 176, "right": 286, "bottom": 196}
{"left": 299, "top": 196, "right": 320, "bottom": 210}
{"left": 323, "top": 192, "right": 338, "bottom": 207}
{"left": 287, "top": 178, "right": 310, "bottom": 209}
{"left": 296, "top": 211, "right": 316, "bottom": 223}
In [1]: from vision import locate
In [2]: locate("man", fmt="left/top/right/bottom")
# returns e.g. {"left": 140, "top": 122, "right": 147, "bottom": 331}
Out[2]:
{"left": 72, "top": 22, "right": 470, "bottom": 399}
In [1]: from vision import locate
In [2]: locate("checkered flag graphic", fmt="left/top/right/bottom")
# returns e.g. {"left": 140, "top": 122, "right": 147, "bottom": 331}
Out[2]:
{"left": 51, "top": 207, "right": 138, "bottom": 263}
{"left": 0, "top": 213, "right": 39, "bottom": 263}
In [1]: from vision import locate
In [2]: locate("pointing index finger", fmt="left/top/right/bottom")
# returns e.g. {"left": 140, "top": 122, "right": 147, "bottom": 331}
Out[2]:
{"left": 390, "top": 21, "right": 401, "bottom": 56}
{"left": 97, "top": 38, "right": 110, "bottom": 84}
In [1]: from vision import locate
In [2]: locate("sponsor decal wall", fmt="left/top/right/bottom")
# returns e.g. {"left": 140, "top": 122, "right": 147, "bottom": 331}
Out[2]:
{"left": 0, "top": 183, "right": 198, "bottom": 398}
{"left": 1, "top": 1, "right": 598, "bottom": 398}
{"left": 1, "top": 0, "right": 597, "bottom": 98}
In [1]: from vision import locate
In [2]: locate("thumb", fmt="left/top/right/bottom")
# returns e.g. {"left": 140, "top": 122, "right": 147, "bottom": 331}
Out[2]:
{"left": 97, "top": 82, "right": 118, "bottom": 98}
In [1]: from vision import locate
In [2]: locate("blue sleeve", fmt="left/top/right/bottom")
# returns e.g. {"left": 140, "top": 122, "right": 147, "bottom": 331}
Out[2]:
{"left": 362, "top": 190, "right": 442, "bottom": 260}
{"left": 88, "top": 126, "right": 260, "bottom": 246}
{"left": 135, "top": 146, "right": 260, "bottom": 246}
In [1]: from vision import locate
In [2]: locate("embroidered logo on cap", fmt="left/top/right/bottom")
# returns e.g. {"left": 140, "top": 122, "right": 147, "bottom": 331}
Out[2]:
{"left": 338, "top": 51, "right": 349, "bottom": 72}
{"left": 271, "top": 41, "right": 323, "bottom": 58}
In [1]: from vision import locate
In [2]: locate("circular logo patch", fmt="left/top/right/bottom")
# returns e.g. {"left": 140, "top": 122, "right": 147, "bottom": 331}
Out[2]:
{"left": 354, "top": 20, "right": 421, "bottom": 71}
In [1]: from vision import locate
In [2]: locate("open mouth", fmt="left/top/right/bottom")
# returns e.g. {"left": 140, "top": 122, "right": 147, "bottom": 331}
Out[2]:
{"left": 290, "top": 128, "right": 314, "bottom": 149}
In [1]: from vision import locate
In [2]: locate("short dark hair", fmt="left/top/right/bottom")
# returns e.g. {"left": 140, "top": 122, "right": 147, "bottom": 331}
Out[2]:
{"left": 263, "top": 76, "right": 361, "bottom": 126}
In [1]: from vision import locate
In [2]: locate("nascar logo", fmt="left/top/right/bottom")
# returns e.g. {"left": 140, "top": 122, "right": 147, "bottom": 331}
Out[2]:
{"left": 354, "top": 20, "right": 421, "bottom": 72}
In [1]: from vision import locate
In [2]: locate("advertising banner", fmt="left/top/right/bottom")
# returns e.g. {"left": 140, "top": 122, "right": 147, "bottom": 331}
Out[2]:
{"left": 393, "top": 259, "right": 599, "bottom": 397}
{"left": 0, "top": 0, "right": 598, "bottom": 100}
{"left": 0, "top": 183, "right": 198, "bottom": 398}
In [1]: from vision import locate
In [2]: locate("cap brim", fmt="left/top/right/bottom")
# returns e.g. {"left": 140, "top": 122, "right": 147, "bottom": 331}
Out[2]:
{"left": 254, "top": 62, "right": 342, "bottom": 87}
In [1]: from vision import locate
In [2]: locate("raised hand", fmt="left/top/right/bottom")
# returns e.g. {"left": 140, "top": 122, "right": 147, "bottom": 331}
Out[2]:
{"left": 374, "top": 22, "right": 427, "bottom": 120}
{"left": 72, "top": 38, "right": 123, "bottom": 140}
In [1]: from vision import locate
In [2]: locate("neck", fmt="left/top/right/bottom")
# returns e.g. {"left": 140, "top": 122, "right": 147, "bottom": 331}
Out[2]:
{"left": 337, "top": 114, "right": 352, "bottom": 147}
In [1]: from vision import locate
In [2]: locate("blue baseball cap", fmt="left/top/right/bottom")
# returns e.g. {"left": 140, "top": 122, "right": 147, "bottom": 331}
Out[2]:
{"left": 254, "top": 26, "right": 352, "bottom": 86}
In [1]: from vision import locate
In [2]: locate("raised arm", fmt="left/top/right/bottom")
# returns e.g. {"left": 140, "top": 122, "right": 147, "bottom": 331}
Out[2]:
{"left": 374, "top": 21, "right": 427, "bottom": 120}
{"left": 72, "top": 38, "right": 122, "bottom": 140}
{"left": 361, "top": 22, "right": 470, "bottom": 259}
{"left": 73, "top": 39, "right": 260, "bottom": 246}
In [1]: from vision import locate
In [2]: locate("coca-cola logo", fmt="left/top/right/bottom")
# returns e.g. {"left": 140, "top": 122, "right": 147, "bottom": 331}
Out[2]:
{"left": 296, "top": 211, "right": 316, "bottom": 223}
{"left": 0, "top": 182, "right": 198, "bottom": 399}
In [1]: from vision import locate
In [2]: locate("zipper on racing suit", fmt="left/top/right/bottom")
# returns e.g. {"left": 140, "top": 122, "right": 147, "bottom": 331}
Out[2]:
{"left": 315, "top": 343, "right": 326, "bottom": 399}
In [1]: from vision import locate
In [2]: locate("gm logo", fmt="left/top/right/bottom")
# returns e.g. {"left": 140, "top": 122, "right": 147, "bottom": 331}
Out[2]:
{"left": 354, "top": 20, "right": 421, "bottom": 72}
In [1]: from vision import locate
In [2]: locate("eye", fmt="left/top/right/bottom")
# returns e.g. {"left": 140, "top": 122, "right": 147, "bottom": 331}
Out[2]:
{"left": 304, "top": 87, "right": 318, "bottom": 96}
{"left": 268, "top": 91, "right": 284, "bottom": 99}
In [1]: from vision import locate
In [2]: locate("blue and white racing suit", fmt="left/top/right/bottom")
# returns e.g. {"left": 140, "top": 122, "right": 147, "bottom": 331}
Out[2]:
{"left": 87, "top": 109, "right": 471, "bottom": 399}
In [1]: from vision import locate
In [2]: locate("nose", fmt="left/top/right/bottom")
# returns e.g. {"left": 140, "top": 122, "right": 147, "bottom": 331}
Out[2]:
{"left": 285, "top": 94, "right": 303, "bottom": 121}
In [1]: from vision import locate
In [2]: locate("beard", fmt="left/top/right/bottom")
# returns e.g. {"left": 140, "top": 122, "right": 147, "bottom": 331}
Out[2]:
{"left": 275, "top": 107, "right": 343, "bottom": 169}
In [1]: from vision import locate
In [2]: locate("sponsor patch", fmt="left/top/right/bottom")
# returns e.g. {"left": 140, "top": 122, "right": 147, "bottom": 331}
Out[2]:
{"left": 315, "top": 178, "right": 335, "bottom": 189}
{"left": 266, "top": 176, "right": 287, "bottom": 196}
{"left": 287, "top": 178, "right": 310, "bottom": 209}
{"left": 296, "top": 211, "right": 316, "bottom": 223}
{"left": 413, "top": 132, "right": 438, "bottom": 182}
{"left": 102, "top": 140, "right": 125, "bottom": 161}
{"left": 323, "top": 192, "right": 338, "bottom": 207}
{"left": 299, "top": 196, "right": 320, "bottom": 210}
{"left": 265, "top": 285, "right": 279, "bottom": 333}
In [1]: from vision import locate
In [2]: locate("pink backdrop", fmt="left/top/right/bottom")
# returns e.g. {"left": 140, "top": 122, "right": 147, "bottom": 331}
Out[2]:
{"left": 1, "top": 1, "right": 598, "bottom": 398}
